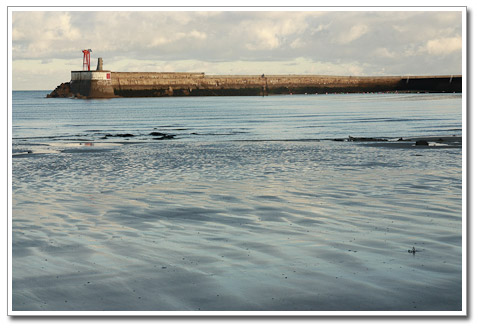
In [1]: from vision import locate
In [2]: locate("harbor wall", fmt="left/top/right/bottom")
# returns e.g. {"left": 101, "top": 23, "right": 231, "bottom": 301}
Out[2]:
{"left": 111, "top": 73, "right": 403, "bottom": 96}
{"left": 111, "top": 73, "right": 462, "bottom": 97}
{"left": 48, "top": 71, "right": 462, "bottom": 98}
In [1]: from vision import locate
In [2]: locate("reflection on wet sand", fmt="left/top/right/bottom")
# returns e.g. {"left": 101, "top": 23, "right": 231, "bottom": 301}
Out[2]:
{"left": 12, "top": 140, "right": 462, "bottom": 311}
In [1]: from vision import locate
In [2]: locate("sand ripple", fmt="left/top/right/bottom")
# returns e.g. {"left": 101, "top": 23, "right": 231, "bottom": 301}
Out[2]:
{"left": 12, "top": 140, "right": 462, "bottom": 311}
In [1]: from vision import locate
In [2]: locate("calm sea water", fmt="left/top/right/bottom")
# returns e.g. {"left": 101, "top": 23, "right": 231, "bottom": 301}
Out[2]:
{"left": 12, "top": 91, "right": 463, "bottom": 312}
{"left": 12, "top": 91, "right": 461, "bottom": 143}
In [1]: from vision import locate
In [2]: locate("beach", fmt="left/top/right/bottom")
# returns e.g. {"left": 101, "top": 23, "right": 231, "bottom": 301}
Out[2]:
{"left": 12, "top": 135, "right": 462, "bottom": 311}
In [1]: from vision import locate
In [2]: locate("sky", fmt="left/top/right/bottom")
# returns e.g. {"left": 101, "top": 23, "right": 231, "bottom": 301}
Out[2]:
{"left": 11, "top": 9, "right": 463, "bottom": 90}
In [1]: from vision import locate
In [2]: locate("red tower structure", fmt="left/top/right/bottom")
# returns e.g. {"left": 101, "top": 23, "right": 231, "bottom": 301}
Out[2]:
{"left": 82, "top": 49, "right": 92, "bottom": 71}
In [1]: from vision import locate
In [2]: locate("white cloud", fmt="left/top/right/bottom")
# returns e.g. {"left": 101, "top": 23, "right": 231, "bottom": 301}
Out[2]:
{"left": 312, "top": 23, "right": 329, "bottom": 34}
{"left": 13, "top": 12, "right": 81, "bottom": 58}
{"left": 290, "top": 38, "right": 305, "bottom": 49}
{"left": 189, "top": 30, "right": 207, "bottom": 40}
{"left": 373, "top": 47, "right": 395, "bottom": 59}
{"left": 337, "top": 24, "right": 369, "bottom": 44}
{"left": 241, "top": 13, "right": 313, "bottom": 50}
{"left": 246, "top": 28, "right": 281, "bottom": 50}
{"left": 150, "top": 32, "right": 186, "bottom": 47}
{"left": 424, "top": 36, "right": 462, "bottom": 56}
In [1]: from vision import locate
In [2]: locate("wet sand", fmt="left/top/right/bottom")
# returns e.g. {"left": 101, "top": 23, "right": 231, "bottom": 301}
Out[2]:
{"left": 12, "top": 138, "right": 462, "bottom": 312}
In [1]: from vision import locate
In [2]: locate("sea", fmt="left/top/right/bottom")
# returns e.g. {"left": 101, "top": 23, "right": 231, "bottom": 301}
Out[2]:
{"left": 11, "top": 91, "right": 463, "bottom": 312}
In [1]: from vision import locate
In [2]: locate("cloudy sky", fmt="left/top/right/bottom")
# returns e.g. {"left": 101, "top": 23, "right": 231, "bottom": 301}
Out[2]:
{"left": 11, "top": 9, "right": 463, "bottom": 90}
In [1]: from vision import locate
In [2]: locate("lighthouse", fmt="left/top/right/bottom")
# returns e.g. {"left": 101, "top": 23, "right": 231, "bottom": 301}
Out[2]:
{"left": 69, "top": 50, "right": 114, "bottom": 98}
{"left": 82, "top": 49, "right": 92, "bottom": 71}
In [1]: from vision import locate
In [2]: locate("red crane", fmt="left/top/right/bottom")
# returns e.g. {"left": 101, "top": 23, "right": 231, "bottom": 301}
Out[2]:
{"left": 82, "top": 49, "right": 92, "bottom": 71}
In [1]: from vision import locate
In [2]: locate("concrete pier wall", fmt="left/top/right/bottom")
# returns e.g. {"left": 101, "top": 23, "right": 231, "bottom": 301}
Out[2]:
{"left": 48, "top": 71, "right": 462, "bottom": 98}
{"left": 110, "top": 73, "right": 461, "bottom": 97}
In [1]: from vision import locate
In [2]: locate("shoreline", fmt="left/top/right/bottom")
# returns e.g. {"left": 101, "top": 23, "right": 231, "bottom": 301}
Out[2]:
{"left": 12, "top": 135, "right": 462, "bottom": 158}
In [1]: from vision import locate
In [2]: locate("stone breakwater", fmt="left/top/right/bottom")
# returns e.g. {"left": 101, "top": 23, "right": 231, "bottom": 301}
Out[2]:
{"left": 47, "top": 72, "right": 462, "bottom": 98}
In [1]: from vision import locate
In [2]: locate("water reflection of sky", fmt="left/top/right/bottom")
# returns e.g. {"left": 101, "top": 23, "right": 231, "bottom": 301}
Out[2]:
{"left": 12, "top": 140, "right": 462, "bottom": 310}
{"left": 12, "top": 92, "right": 462, "bottom": 142}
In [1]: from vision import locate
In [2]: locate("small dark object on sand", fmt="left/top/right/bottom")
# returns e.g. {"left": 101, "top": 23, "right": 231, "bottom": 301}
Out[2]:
{"left": 348, "top": 136, "right": 388, "bottom": 142}
{"left": 150, "top": 132, "right": 175, "bottom": 139}
{"left": 153, "top": 134, "right": 175, "bottom": 140}
{"left": 151, "top": 132, "right": 175, "bottom": 140}
{"left": 408, "top": 247, "right": 417, "bottom": 254}
{"left": 415, "top": 140, "right": 429, "bottom": 146}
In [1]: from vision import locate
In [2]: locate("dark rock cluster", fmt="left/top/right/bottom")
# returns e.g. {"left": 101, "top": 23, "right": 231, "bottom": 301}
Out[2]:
{"left": 46, "top": 82, "right": 72, "bottom": 98}
{"left": 150, "top": 132, "right": 175, "bottom": 140}
{"left": 347, "top": 136, "right": 388, "bottom": 142}
{"left": 415, "top": 140, "right": 429, "bottom": 146}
